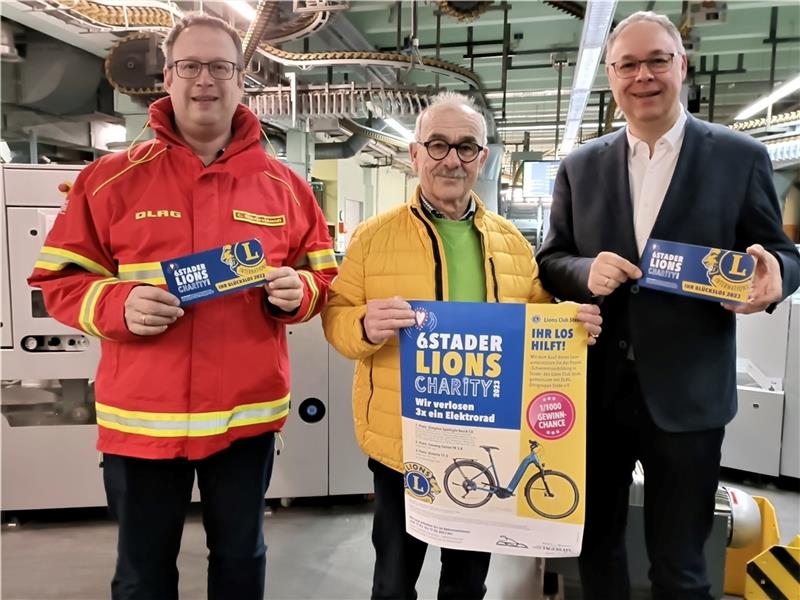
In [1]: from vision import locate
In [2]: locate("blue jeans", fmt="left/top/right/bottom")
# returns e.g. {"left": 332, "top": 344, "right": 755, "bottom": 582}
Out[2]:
{"left": 103, "top": 432, "right": 276, "bottom": 600}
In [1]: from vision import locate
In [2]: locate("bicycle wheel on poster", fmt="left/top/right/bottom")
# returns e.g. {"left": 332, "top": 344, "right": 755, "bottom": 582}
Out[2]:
{"left": 443, "top": 460, "right": 495, "bottom": 508}
{"left": 524, "top": 470, "right": 579, "bottom": 519}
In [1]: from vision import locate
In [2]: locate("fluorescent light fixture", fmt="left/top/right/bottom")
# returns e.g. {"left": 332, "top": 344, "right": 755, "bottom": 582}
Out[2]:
{"left": 734, "top": 74, "right": 800, "bottom": 121}
{"left": 558, "top": 0, "right": 617, "bottom": 156}
{"left": 384, "top": 117, "right": 416, "bottom": 143}
{"left": 227, "top": 0, "right": 256, "bottom": 21}
{"left": 486, "top": 90, "right": 564, "bottom": 100}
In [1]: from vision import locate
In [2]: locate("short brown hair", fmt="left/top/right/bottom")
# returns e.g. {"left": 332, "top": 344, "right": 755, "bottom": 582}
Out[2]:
{"left": 162, "top": 12, "right": 244, "bottom": 68}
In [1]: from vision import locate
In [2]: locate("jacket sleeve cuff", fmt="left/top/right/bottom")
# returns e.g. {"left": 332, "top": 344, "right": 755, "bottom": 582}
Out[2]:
{"left": 90, "top": 281, "right": 144, "bottom": 341}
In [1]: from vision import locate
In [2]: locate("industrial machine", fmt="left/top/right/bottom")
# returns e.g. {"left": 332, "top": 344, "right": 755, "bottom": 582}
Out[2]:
{"left": 0, "top": 163, "right": 371, "bottom": 511}
{"left": 724, "top": 290, "right": 799, "bottom": 477}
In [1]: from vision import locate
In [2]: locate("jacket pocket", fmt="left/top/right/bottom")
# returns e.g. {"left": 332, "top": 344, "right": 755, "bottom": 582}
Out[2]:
{"left": 489, "top": 256, "right": 500, "bottom": 302}
{"left": 363, "top": 356, "right": 375, "bottom": 425}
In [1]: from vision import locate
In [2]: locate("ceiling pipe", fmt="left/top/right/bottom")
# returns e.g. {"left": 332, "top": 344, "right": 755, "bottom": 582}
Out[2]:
{"left": 315, "top": 119, "right": 399, "bottom": 159}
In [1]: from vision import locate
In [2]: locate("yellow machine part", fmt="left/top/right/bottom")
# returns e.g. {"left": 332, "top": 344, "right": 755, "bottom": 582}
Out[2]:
{"left": 744, "top": 534, "right": 800, "bottom": 599}
{"left": 725, "top": 496, "right": 781, "bottom": 596}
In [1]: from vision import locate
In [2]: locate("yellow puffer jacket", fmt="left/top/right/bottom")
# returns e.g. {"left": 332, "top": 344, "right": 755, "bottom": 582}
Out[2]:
{"left": 322, "top": 187, "right": 552, "bottom": 472}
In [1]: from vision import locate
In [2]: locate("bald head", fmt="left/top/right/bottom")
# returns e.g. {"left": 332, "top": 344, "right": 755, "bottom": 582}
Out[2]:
{"left": 415, "top": 93, "right": 487, "bottom": 145}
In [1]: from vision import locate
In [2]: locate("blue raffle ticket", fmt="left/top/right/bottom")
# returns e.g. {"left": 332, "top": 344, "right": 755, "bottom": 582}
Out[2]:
{"left": 160, "top": 238, "right": 272, "bottom": 306}
{"left": 639, "top": 239, "right": 755, "bottom": 304}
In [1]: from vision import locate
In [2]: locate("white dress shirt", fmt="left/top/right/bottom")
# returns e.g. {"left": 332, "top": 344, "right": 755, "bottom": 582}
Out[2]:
{"left": 626, "top": 110, "right": 687, "bottom": 256}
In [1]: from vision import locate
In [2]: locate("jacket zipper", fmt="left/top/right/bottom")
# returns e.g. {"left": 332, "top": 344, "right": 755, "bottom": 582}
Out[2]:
{"left": 410, "top": 207, "right": 444, "bottom": 300}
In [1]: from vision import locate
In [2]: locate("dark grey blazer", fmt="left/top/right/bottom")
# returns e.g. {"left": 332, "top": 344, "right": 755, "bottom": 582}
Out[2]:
{"left": 537, "top": 114, "right": 800, "bottom": 432}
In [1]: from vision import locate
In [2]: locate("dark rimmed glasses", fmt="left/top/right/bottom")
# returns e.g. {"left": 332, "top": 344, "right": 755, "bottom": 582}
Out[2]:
{"left": 609, "top": 53, "right": 677, "bottom": 78}
{"left": 169, "top": 59, "right": 241, "bottom": 81}
{"left": 419, "top": 139, "right": 484, "bottom": 163}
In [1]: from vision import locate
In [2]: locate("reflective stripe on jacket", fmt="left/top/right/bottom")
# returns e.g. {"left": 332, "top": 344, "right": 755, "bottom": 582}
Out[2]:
{"left": 28, "top": 97, "right": 337, "bottom": 459}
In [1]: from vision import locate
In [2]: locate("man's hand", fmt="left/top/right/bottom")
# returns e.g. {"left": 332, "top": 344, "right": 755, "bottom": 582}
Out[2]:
{"left": 575, "top": 303, "right": 603, "bottom": 346}
{"left": 588, "top": 251, "right": 643, "bottom": 296}
{"left": 363, "top": 297, "right": 416, "bottom": 345}
{"left": 124, "top": 286, "right": 183, "bottom": 336}
{"left": 722, "top": 244, "right": 783, "bottom": 314}
{"left": 265, "top": 267, "right": 304, "bottom": 312}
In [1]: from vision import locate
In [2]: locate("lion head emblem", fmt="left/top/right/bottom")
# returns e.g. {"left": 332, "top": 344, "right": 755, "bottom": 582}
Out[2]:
{"left": 220, "top": 244, "right": 238, "bottom": 274}
{"left": 702, "top": 248, "right": 722, "bottom": 281}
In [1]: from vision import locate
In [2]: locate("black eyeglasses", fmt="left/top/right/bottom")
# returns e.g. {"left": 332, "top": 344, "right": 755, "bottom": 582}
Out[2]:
{"left": 419, "top": 139, "right": 484, "bottom": 163}
{"left": 169, "top": 59, "right": 241, "bottom": 81}
{"left": 609, "top": 52, "right": 677, "bottom": 79}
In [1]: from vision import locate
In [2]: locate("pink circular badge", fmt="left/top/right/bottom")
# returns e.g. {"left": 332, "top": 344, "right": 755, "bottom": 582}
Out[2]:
{"left": 526, "top": 391, "right": 575, "bottom": 440}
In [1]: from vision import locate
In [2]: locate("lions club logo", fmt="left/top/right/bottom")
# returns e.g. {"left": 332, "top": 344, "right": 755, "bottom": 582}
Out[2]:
{"left": 403, "top": 462, "right": 441, "bottom": 504}
{"left": 702, "top": 248, "right": 752, "bottom": 285}
{"left": 220, "top": 240, "right": 265, "bottom": 277}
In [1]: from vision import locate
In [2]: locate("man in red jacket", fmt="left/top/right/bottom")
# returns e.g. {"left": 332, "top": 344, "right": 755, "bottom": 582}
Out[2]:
{"left": 27, "top": 13, "right": 336, "bottom": 600}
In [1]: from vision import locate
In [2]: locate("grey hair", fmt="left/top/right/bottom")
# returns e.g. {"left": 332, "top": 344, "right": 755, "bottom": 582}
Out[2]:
{"left": 606, "top": 11, "right": 685, "bottom": 61}
{"left": 415, "top": 91, "right": 488, "bottom": 145}
{"left": 162, "top": 12, "right": 245, "bottom": 68}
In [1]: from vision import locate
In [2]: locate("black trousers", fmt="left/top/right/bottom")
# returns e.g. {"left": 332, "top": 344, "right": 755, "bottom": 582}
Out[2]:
{"left": 369, "top": 458, "right": 491, "bottom": 600}
{"left": 578, "top": 361, "right": 724, "bottom": 600}
{"left": 103, "top": 432, "right": 276, "bottom": 600}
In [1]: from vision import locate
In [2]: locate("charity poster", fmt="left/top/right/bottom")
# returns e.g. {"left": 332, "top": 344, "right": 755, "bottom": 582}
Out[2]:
{"left": 399, "top": 301, "right": 587, "bottom": 557}
{"left": 638, "top": 238, "right": 755, "bottom": 304}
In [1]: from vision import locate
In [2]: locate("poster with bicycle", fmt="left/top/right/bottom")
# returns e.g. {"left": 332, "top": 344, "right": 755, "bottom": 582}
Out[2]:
{"left": 399, "top": 301, "right": 586, "bottom": 557}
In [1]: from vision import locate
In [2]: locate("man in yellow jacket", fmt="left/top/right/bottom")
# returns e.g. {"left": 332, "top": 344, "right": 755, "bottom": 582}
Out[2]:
{"left": 322, "top": 92, "right": 602, "bottom": 599}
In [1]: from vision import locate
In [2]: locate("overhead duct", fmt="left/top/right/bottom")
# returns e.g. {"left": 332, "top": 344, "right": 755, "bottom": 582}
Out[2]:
{"left": 474, "top": 143, "right": 504, "bottom": 213}
{"left": 315, "top": 119, "right": 393, "bottom": 160}
{"left": 339, "top": 118, "right": 409, "bottom": 149}
{"left": 17, "top": 31, "right": 103, "bottom": 115}
{"left": 1, "top": 20, "right": 23, "bottom": 63}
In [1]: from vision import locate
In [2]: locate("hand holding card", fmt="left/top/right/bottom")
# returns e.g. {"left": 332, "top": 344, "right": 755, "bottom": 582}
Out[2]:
{"left": 161, "top": 238, "right": 272, "bottom": 306}
{"left": 638, "top": 239, "right": 755, "bottom": 304}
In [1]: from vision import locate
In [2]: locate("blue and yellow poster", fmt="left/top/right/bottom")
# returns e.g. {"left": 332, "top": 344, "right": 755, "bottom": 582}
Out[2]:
{"left": 399, "top": 301, "right": 587, "bottom": 557}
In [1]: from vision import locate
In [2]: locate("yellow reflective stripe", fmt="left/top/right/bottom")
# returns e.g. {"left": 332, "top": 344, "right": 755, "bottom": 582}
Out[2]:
{"left": 78, "top": 277, "right": 117, "bottom": 338}
{"left": 118, "top": 262, "right": 166, "bottom": 285}
{"left": 34, "top": 260, "right": 68, "bottom": 272}
{"left": 37, "top": 246, "right": 113, "bottom": 276}
{"left": 95, "top": 396, "right": 291, "bottom": 438}
{"left": 307, "top": 248, "right": 337, "bottom": 271}
{"left": 263, "top": 170, "right": 300, "bottom": 206}
{"left": 297, "top": 269, "right": 319, "bottom": 322}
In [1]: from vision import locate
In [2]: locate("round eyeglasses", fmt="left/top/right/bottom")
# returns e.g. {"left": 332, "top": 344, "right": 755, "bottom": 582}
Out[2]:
{"left": 170, "top": 59, "right": 241, "bottom": 81}
{"left": 609, "top": 52, "right": 677, "bottom": 79}
{"left": 420, "top": 139, "right": 484, "bottom": 163}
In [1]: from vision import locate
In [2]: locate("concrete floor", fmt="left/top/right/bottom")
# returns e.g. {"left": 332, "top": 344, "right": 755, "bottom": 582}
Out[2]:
{"left": 1, "top": 473, "right": 798, "bottom": 600}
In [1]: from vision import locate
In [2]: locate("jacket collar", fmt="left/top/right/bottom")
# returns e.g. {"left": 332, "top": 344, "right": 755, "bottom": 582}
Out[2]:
{"left": 409, "top": 185, "right": 485, "bottom": 221}
{"left": 147, "top": 97, "right": 267, "bottom": 171}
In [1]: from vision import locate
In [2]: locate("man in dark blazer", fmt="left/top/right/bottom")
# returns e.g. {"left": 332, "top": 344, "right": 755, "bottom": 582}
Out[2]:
{"left": 537, "top": 10, "right": 800, "bottom": 600}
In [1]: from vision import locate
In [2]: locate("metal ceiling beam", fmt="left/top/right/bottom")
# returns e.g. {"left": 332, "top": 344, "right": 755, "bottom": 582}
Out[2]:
{"left": 465, "top": 46, "right": 580, "bottom": 59}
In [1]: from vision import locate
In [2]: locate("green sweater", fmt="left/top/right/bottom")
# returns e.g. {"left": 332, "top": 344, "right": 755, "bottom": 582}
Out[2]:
{"left": 432, "top": 217, "right": 486, "bottom": 302}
